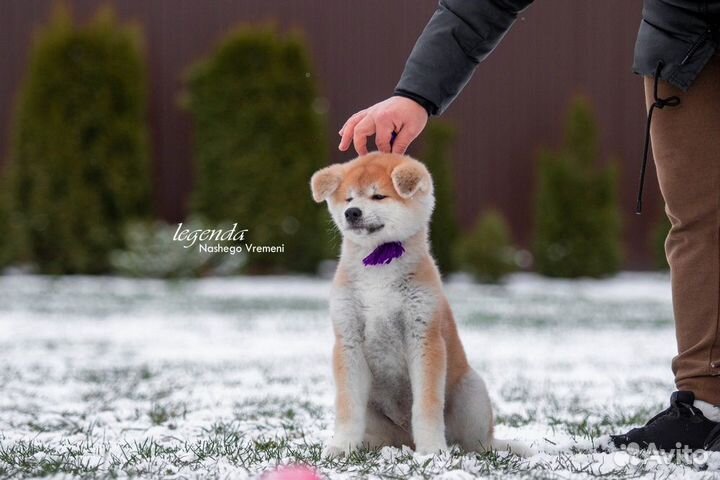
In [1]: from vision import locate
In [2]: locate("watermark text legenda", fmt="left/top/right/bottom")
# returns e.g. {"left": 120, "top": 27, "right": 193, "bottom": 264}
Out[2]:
{"left": 172, "top": 223, "right": 284, "bottom": 255}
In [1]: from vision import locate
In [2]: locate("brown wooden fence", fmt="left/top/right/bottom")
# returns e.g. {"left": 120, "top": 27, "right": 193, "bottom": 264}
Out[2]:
{"left": 0, "top": 0, "right": 662, "bottom": 268}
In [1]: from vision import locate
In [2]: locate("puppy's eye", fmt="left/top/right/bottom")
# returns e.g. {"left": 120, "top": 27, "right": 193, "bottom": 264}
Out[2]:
{"left": 371, "top": 194, "right": 387, "bottom": 200}
{"left": 345, "top": 197, "right": 353, "bottom": 203}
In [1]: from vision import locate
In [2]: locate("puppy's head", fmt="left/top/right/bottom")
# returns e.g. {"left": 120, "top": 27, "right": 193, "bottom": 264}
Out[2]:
{"left": 310, "top": 153, "right": 434, "bottom": 247}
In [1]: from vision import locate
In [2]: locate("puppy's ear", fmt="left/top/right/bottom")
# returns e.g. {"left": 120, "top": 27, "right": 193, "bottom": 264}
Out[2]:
{"left": 391, "top": 160, "right": 433, "bottom": 199}
{"left": 310, "top": 164, "right": 343, "bottom": 203}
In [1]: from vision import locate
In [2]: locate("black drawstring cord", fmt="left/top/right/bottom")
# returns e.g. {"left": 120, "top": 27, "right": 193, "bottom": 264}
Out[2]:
{"left": 636, "top": 61, "right": 681, "bottom": 214}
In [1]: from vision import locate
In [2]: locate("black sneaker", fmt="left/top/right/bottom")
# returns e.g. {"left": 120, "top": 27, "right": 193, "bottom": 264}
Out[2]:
{"left": 705, "top": 423, "right": 720, "bottom": 451}
{"left": 610, "top": 391, "right": 718, "bottom": 451}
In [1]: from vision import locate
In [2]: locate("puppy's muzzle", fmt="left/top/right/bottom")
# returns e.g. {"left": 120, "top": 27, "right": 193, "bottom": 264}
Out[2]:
{"left": 344, "top": 207, "right": 362, "bottom": 224}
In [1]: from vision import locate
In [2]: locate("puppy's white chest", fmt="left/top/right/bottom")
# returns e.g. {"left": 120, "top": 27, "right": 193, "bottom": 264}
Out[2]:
{"left": 353, "top": 270, "right": 434, "bottom": 344}
{"left": 353, "top": 276, "right": 405, "bottom": 344}
{"left": 357, "top": 283, "right": 412, "bottom": 424}
{"left": 360, "top": 283, "right": 403, "bottom": 326}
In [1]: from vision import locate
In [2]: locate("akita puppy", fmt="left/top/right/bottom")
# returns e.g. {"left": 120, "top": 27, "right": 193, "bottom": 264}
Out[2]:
{"left": 311, "top": 152, "right": 531, "bottom": 457}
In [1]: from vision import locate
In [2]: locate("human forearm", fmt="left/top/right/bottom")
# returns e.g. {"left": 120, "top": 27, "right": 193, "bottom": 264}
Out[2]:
{"left": 395, "top": 0, "right": 535, "bottom": 115}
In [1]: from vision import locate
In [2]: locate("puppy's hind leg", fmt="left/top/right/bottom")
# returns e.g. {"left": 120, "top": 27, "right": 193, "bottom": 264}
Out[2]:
{"left": 445, "top": 370, "right": 493, "bottom": 453}
{"left": 446, "top": 370, "right": 535, "bottom": 457}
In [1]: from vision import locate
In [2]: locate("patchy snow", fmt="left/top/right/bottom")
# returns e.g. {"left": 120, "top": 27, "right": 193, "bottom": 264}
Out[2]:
{"left": 0, "top": 272, "right": 717, "bottom": 479}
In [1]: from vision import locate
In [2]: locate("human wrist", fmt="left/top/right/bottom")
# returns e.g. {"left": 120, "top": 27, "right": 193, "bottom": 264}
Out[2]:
{"left": 392, "top": 89, "right": 437, "bottom": 117}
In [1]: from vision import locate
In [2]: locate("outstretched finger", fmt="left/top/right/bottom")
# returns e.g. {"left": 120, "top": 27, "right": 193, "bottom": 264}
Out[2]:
{"left": 374, "top": 117, "right": 395, "bottom": 153}
{"left": 352, "top": 115, "right": 375, "bottom": 155}
{"left": 338, "top": 112, "right": 367, "bottom": 151}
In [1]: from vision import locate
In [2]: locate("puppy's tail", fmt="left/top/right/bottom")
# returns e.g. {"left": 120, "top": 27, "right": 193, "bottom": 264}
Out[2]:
{"left": 490, "top": 437, "right": 536, "bottom": 457}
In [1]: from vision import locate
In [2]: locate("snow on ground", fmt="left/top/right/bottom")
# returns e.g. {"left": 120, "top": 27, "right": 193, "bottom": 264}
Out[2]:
{"left": 0, "top": 272, "right": 718, "bottom": 479}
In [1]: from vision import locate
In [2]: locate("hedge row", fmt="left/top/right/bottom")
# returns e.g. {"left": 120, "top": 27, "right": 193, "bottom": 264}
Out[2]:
{"left": 0, "top": 7, "right": 663, "bottom": 278}
{"left": 0, "top": 7, "right": 329, "bottom": 274}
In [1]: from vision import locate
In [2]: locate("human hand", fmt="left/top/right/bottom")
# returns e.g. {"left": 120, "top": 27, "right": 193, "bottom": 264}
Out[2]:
{"left": 338, "top": 96, "right": 428, "bottom": 155}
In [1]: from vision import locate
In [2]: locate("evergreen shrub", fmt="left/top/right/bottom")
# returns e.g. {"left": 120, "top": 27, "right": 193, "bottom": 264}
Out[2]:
{"left": 185, "top": 26, "right": 330, "bottom": 273}
{"left": 455, "top": 209, "right": 516, "bottom": 283}
{"left": 533, "top": 96, "right": 621, "bottom": 278}
{"left": 5, "top": 6, "right": 151, "bottom": 273}
{"left": 422, "top": 120, "right": 459, "bottom": 274}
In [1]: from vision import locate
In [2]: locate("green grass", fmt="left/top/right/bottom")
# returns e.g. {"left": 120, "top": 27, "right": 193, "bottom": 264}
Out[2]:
{"left": 0, "top": 274, "right": 709, "bottom": 479}
{"left": 0, "top": 390, "right": 698, "bottom": 479}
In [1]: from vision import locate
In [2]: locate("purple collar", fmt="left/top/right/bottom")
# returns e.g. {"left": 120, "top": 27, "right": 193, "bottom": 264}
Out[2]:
{"left": 362, "top": 241, "right": 405, "bottom": 266}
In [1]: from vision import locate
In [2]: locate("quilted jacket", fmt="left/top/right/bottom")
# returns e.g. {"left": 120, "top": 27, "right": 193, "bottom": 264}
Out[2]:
{"left": 395, "top": 0, "right": 720, "bottom": 115}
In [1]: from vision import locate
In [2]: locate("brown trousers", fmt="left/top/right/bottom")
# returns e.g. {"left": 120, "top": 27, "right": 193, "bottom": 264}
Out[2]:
{"left": 647, "top": 56, "right": 720, "bottom": 404}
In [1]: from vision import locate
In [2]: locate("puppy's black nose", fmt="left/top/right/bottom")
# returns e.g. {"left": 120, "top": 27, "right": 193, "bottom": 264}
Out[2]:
{"left": 344, "top": 207, "right": 362, "bottom": 223}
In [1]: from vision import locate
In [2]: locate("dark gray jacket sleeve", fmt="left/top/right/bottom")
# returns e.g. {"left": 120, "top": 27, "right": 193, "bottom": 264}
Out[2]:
{"left": 395, "top": 0, "right": 534, "bottom": 115}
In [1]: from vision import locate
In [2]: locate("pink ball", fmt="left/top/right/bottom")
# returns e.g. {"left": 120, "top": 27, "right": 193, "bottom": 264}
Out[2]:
{"left": 263, "top": 465, "right": 322, "bottom": 480}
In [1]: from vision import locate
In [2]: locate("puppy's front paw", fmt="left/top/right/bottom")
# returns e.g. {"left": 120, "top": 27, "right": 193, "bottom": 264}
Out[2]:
{"left": 322, "top": 445, "right": 346, "bottom": 459}
{"left": 322, "top": 440, "right": 360, "bottom": 459}
{"left": 415, "top": 440, "right": 448, "bottom": 456}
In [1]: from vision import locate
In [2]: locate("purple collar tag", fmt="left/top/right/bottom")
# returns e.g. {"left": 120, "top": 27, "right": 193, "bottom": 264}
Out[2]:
{"left": 362, "top": 241, "right": 405, "bottom": 266}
